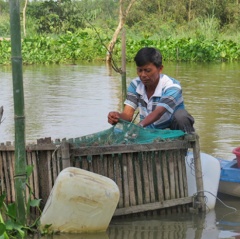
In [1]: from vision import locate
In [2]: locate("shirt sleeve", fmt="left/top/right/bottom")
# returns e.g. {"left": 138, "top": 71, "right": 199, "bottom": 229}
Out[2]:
{"left": 124, "top": 80, "right": 139, "bottom": 110}
{"left": 157, "top": 87, "right": 183, "bottom": 113}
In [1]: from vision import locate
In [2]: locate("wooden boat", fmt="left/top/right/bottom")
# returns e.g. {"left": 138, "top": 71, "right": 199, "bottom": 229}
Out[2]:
{"left": 218, "top": 147, "right": 240, "bottom": 197}
{"left": 218, "top": 158, "right": 240, "bottom": 197}
{"left": 197, "top": 146, "right": 240, "bottom": 198}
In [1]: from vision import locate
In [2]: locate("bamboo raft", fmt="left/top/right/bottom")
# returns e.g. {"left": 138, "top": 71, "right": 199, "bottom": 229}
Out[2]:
{"left": 0, "top": 133, "right": 205, "bottom": 217}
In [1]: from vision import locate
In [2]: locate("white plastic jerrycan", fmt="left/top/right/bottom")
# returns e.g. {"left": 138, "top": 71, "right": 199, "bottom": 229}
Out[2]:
{"left": 40, "top": 167, "right": 120, "bottom": 233}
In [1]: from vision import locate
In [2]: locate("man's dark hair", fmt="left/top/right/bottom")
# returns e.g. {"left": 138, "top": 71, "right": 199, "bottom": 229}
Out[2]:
{"left": 134, "top": 47, "right": 163, "bottom": 67}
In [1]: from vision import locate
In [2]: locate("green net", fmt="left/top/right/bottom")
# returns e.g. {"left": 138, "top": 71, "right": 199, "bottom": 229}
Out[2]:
{"left": 72, "top": 119, "right": 185, "bottom": 147}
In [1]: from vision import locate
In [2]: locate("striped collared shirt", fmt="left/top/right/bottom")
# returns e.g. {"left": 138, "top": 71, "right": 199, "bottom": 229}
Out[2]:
{"left": 124, "top": 74, "right": 185, "bottom": 129}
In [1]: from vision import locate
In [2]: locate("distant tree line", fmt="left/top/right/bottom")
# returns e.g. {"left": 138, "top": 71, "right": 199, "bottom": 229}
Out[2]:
{"left": 0, "top": 0, "right": 240, "bottom": 64}
{"left": 0, "top": 0, "right": 239, "bottom": 38}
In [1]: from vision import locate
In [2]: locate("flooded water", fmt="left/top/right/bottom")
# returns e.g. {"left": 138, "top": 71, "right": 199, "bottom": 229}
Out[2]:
{"left": 1, "top": 62, "right": 239, "bottom": 160}
{"left": 1, "top": 62, "right": 240, "bottom": 239}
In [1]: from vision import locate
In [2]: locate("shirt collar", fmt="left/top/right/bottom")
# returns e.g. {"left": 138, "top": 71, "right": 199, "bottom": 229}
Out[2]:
{"left": 136, "top": 74, "right": 163, "bottom": 97}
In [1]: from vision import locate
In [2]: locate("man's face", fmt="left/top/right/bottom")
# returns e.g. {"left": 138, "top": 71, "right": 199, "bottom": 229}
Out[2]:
{"left": 136, "top": 63, "right": 163, "bottom": 87}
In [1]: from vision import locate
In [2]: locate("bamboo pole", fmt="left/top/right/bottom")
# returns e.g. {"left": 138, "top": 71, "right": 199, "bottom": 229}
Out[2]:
{"left": 121, "top": 28, "right": 126, "bottom": 110}
{"left": 192, "top": 134, "right": 206, "bottom": 212}
{"left": 9, "top": 0, "right": 27, "bottom": 224}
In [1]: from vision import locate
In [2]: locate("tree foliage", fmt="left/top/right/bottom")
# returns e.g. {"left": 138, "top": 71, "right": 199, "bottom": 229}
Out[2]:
{"left": 0, "top": 0, "right": 239, "bottom": 38}
{"left": 26, "top": 0, "right": 87, "bottom": 34}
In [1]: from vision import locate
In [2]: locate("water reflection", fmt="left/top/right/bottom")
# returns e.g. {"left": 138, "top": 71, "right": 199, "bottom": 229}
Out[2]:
{"left": 109, "top": 211, "right": 219, "bottom": 239}
{"left": 30, "top": 194, "right": 240, "bottom": 239}
{"left": 215, "top": 193, "right": 240, "bottom": 238}
{"left": 40, "top": 232, "right": 108, "bottom": 239}
{"left": 38, "top": 210, "right": 240, "bottom": 239}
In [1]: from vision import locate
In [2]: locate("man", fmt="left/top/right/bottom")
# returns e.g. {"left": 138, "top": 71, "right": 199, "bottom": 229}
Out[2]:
{"left": 108, "top": 47, "right": 194, "bottom": 133}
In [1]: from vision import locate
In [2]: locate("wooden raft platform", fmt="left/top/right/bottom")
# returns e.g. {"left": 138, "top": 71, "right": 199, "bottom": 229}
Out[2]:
{"left": 0, "top": 133, "right": 205, "bottom": 217}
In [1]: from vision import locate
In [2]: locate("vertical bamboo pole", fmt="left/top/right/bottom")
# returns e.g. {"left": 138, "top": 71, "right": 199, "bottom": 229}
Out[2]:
{"left": 9, "top": 0, "right": 27, "bottom": 224}
{"left": 192, "top": 134, "right": 206, "bottom": 212}
{"left": 121, "top": 28, "right": 126, "bottom": 110}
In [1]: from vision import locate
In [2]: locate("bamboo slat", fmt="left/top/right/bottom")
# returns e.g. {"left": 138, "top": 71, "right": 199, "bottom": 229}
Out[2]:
{"left": 134, "top": 153, "right": 143, "bottom": 205}
{"left": 108, "top": 155, "right": 115, "bottom": 182}
{"left": 97, "top": 155, "right": 104, "bottom": 176}
{"left": 82, "top": 155, "right": 89, "bottom": 171}
{"left": 142, "top": 152, "right": 150, "bottom": 204}
{"left": 155, "top": 151, "right": 164, "bottom": 202}
{"left": 88, "top": 156, "right": 94, "bottom": 172}
{"left": 52, "top": 151, "right": 58, "bottom": 182}
{"left": 148, "top": 152, "right": 155, "bottom": 203}
{"left": 127, "top": 153, "right": 136, "bottom": 206}
{"left": 177, "top": 151, "right": 184, "bottom": 198}
{"left": 2, "top": 151, "right": 11, "bottom": 202}
{"left": 92, "top": 155, "right": 99, "bottom": 174}
{"left": 37, "top": 151, "right": 52, "bottom": 206}
{"left": 8, "top": 151, "right": 15, "bottom": 202}
{"left": 114, "top": 197, "right": 193, "bottom": 216}
{"left": 31, "top": 152, "right": 39, "bottom": 199}
{"left": 122, "top": 153, "right": 130, "bottom": 208}
{"left": 0, "top": 152, "right": 5, "bottom": 195}
{"left": 26, "top": 151, "right": 33, "bottom": 200}
{"left": 71, "top": 140, "right": 190, "bottom": 156}
{"left": 162, "top": 152, "right": 170, "bottom": 200}
{"left": 169, "top": 152, "right": 175, "bottom": 199}
{"left": 174, "top": 151, "right": 181, "bottom": 213}
{"left": 115, "top": 154, "right": 124, "bottom": 208}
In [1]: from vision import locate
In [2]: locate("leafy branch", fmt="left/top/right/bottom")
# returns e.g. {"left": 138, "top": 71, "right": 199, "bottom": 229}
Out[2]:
{"left": 0, "top": 166, "right": 42, "bottom": 239}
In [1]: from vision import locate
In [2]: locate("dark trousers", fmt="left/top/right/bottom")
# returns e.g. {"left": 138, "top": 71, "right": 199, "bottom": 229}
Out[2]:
{"left": 170, "top": 109, "right": 195, "bottom": 133}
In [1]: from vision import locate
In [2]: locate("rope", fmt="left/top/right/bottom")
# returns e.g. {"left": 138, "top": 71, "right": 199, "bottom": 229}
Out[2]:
{"left": 194, "top": 190, "right": 238, "bottom": 212}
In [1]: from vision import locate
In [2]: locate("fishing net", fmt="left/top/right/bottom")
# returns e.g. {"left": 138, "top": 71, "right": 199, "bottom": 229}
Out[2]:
{"left": 72, "top": 119, "right": 185, "bottom": 147}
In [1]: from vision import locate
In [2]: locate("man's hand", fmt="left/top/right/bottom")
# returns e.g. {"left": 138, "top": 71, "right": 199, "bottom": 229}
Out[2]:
{"left": 108, "top": 111, "right": 120, "bottom": 125}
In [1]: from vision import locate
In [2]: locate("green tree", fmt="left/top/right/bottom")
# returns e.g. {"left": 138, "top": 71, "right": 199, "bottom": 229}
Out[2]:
{"left": 27, "top": 0, "right": 86, "bottom": 34}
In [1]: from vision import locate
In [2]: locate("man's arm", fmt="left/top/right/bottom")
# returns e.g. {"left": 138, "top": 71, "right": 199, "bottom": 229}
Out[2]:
{"left": 138, "top": 106, "right": 166, "bottom": 127}
{"left": 108, "top": 105, "right": 135, "bottom": 125}
{"left": 139, "top": 85, "right": 183, "bottom": 127}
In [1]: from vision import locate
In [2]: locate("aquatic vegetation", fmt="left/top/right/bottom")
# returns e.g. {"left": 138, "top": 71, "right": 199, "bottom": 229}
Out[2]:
{"left": 0, "top": 30, "right": 239, "bottom": 65}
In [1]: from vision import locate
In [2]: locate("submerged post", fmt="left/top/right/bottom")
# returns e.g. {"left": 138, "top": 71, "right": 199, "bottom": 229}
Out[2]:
{"left": 9, "top": 0, "right": 27, "bottom": 224}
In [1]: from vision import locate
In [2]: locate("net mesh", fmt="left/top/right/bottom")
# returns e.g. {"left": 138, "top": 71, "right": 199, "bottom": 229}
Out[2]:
{"left": 72, "top": 119, "right": 185, "bottom": 147}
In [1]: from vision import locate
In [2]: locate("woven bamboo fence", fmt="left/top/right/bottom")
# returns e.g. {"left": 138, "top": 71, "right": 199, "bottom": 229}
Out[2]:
{"left": 0, "top": 134, "right": 205, "bottom": 217}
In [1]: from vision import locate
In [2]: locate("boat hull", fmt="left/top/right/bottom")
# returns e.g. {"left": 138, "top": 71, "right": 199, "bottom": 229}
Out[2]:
{"left": 218, "top": 181, "right": 240, "bottom": 197}
{"left": 218, "top": 159, "right": 240, "bottom": 197}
